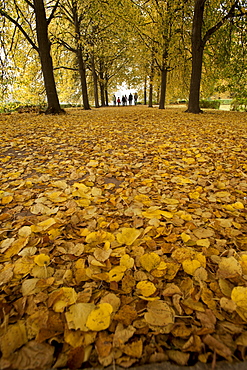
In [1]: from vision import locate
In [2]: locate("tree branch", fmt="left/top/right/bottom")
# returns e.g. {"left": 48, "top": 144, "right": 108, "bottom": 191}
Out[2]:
{"left": 202, "top": 2, "right": 247, "bottom": 46}
{"left": 47, "top": 0, "right": 60, "bottom": 25}
{"left": 0, "top": 7, "right": 38, "bottom": 51}
{"left": 54, "top": 66, "right": 78, "bottom": 71}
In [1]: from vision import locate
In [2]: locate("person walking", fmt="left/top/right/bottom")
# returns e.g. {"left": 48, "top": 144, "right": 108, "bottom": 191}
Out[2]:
{"left": 117, "top": 97, "right": 121, "bottom": 106}
{"left": 134, "top": 92, "right": 138, "bottom": 105}
{"left": 113, "top": 95, "right": 116, "bottom": 105}
{"left": 128, "top": 93, "right": 133, "bottom": 105}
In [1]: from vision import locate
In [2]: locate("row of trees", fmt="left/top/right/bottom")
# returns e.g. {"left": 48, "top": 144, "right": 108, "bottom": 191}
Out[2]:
{"left": 0, "top": 0, "right": 246, "bottom": 114}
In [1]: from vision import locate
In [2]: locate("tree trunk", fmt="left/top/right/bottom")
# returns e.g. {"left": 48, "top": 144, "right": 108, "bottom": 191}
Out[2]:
{"left": 159, "top": 68, "right": 168, "bottom": 109}
{"left": 105, "top": 85, "right": 109, "bottom": 106}
{"left": 148, "top": 59, "right": 154, "bottom": 108}
{"left": 91, "top": 53, "right": 99, "bottom": 108}
{"left": 77, "top": 48, "right": 90, "bottom": 110}
{"left": 144, "top": 77, "right": 147, "bottom": 105}
{"left": 187, "top": 0, "right": 206, "bottom": 113}
{"left": 72, "top": 1, "right": 90, "bottom": 110}
{"left": 33, "top": 0, "right": 63, "bottom": 114}
{"left": 99, "top": 70, "right": 105, "bottom": 106}
{"left": 148, "top": 79, "right": 153, "bottom": 108}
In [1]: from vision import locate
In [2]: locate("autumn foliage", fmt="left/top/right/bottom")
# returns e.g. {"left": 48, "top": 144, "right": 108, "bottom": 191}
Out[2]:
{"left": 0, "top": 106, "right": 247, "bottom": 369}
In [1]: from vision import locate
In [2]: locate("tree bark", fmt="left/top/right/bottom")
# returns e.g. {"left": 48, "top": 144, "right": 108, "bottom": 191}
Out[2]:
{"left": 159, "top": 67, "right": 168, "bottom": 109}
{"left": 99, "top": 61, "right": 106, "bottom": 106}
{"left": 91, "top": 52, "right": 99, "bottom": 108}
{"left": 72, "top": 1, "right": 90, "bottom": 110}
{"left": 186, "top": 0, "right": 206, "bottom": 113}
{"left": 105, "top": 85, "right": 109, "bottom": 106}
{"left": 33, "top": 0, "right": 63, "bottom": 114}
{"left": 144, "top": 77, "right": 147, "bottom": 105}
{"left": 148, "top": 56, "right": 155, "bottom": 108}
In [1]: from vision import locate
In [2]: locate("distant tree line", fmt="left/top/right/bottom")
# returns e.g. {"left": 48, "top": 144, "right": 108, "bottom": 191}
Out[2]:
{"left": 0, "top": 0, "right": 246, "bottom": 114}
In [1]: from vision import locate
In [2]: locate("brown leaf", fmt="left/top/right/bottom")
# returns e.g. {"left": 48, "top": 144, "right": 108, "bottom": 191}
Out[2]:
{"left": 67, "top": 346, "right": 85, "bottom": 370}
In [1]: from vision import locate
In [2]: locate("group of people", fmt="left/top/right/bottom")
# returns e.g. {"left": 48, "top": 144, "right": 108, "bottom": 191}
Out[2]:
{"left": 113, "top": 92, "right": 138, "bottom": 106}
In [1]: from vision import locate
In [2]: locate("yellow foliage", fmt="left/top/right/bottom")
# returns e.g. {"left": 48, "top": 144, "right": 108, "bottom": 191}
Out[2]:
{"left": 136, "top": 280, "right": 156, "bottom": 297}
{"left": 116, "top": 227, "right": 141, "bottom": 245}
{"left": 34, "top": 254, "right": 50, "bottom": 267}
{"left": 139, "top": 252, "right": 161, "bottom": 272}
{"left": 86, "top": 303, "right": 113, "bottom": 331}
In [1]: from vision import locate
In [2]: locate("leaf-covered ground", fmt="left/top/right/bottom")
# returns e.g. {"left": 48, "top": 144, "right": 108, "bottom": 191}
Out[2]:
{"left": 0, "top": 106, "right": 247, "bottom": 370}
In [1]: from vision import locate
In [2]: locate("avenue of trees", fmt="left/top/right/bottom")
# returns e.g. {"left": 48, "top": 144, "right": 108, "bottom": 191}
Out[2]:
{"left": 0, "top": 0, "right": 247, "bottom": 113}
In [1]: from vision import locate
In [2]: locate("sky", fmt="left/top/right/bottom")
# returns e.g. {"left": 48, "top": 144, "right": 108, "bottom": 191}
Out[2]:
{"left": 112, "top": 83, "right": 137, "bottom": 104}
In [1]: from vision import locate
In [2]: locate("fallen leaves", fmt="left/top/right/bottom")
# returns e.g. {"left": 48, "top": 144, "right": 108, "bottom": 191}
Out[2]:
{"left": 0, "top": 106, "right": 247, "bottom": 369}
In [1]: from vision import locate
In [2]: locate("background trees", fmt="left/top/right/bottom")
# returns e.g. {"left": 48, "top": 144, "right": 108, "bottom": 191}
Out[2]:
{"left": 0, "top": 0, "right": 246, "bottom": 113}
{"left": 0, "top": 0, "right": 64, "bottom": 113}
{"left": 187, "top": 0, "right": 247, "bottom": 113}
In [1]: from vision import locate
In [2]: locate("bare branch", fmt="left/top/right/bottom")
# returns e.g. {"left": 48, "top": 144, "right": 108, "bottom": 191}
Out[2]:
{"left": 0, "top": 7, "right": 38, "bottom": 51}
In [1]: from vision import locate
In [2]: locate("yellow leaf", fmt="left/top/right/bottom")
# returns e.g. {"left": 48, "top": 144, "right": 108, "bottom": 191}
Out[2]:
{"left": 86, "top": 303, "right": 113, "bottom": 331}
{"left": 2, "top": 195, "right": 13, "bottom": 205}
{"left": 218, "top": 256, "right": 242, "bottom": 278}
{"left": 86, "top": 231, "right": 115, "bottom": 244}
{"left": 145, "top": 300, "right": 175, "bottom": 327}
{"left": 108, "top": 266, "right": 126, "bottom": 282}
{"left": 239, "top": 255, "right": 247, "bottom": 275}
{"left": 18, "top": 226, "right": 32, "bottom": 238}
{"left": 91, "top": 187, "right": 102, "bottom": 196}
{"left": 142, "top": 207, "right": 162, "bottom": 219}
{"left": 120, "top": 254, "right": 134, "bottom": 269}
{"left": 181, "top": 232, "right": 191, "bottom": 243}
{"left": 182, "top": 157, "right": 195, "bottom": 164}
{"left": 136, "top": 281, "right": 156, "bottom": 297}
{"left": 196, "top": 239, "right": 210, "bottom": 248}
{"left": 231, "top": 286, "right": 247, "bottom": 311}
{"left": 87, "top": 160, "right": 99, "bottom": 167}
{"left": 160, "top": 210, "right": 173, "bottom": 219}
{"left": 37, "top": 218, "right": 56, "bottom": 230}
{"left": 232, "top": 201, "right": 244, "bottom": 209}
{"left": 195, "top": 252, "right": 206, "bottom": 267}
{"left": 65, "top": 303, "right": 95, "bottom": 331}
{"left": 180, "top": 213, "right": 192, "bottom": 221}
{"left": 134, "top": 194, "right": 151, "bottom": 205}
{"left": 215, "top": 191, "right": 230, "bottom": 198}
{"left": 182, "top": 297, "right": 205, "bottom": 312}
{"left": 139, "top": 252, "right": 161, "bottom": 272}
{"left": 47, "top": 191, "right": 67, "bottom": 202}
{"left": 161, "top": 197, "right": 179, "bottom": 205}
{"left": 189, "top": 191, "right": 200, "bottom": 200}
{"left": 116, "top": 227, "right": 141, "bottom": 246}
{"left": 34, "top": 254, "right": 50, "bottom": 267}
{"left": 5, "top": 237, "right": 29, "bottom": 258}
{"left": 52, "top": 287, "right": 77, "bottom": 312}
{"left": 0, "top": 321, "right": 27, "bottom": 358}
{"left": 182, "top": 259, "right": 201, "bottom": 275}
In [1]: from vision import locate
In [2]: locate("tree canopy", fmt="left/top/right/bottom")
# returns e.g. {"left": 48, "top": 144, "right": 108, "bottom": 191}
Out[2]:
{"left": 0, "top": 0, "right": 247, "bottom": 112}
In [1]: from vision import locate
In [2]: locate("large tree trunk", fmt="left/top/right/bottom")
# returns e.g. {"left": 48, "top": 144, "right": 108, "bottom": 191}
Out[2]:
{"left": 159, "top": 67, "right": 168, "bottom": 109}
{"left": 187, "top": 0, "right": 206, "bottom": 113}
{"left": 144, "top": 77, "right": 147, "bottom": 105}
{"left": 91, "top": 53, "right": 99, "bottom": 108}
{"left": 33, "top": 0, "right": 63, "bottom": 114}
{"left": 99, "top": 68, "right": 105, "bottom": 106}
{"left": 72, "top": 1, "right": 90, "bottom": 110}
{"left": 148, "top": 57, "right": 155, "bottom": 108}
{"left": 77, "top": 48, "right": 90, "bottom": 110}
{"left": 105, "top": 85, "right": 109, "bottom": 106}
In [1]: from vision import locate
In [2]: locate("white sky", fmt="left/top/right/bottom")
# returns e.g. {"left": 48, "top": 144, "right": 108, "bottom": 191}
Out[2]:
{"left": 113, "top": 83, "right": 137, "bottom": 103}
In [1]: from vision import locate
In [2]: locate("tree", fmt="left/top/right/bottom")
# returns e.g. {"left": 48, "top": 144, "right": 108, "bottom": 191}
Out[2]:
{"left": 187, "top": 0, "right": 247, "bottom": 113}
{"left": 0, "top": 0, "right": 64, "bottom": 113}
{"left": 52, "top": 0, "right": 91, "bottom": 110}
{"left": 34, "top": 0, "right": 64, "bottom": 113}
{"left": 71, "top": 0, "right": 90, "bottom": 110}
